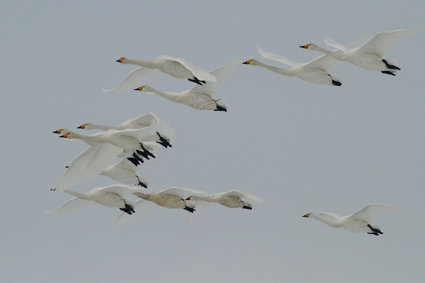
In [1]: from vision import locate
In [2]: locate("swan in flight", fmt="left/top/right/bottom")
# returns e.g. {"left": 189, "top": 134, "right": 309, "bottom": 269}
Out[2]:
{"left": 243, "top": 33, "right": 370, "bottom": 86}
{"left": 113, "top": 187, "right": 205, "bottom": 227}
{"left": 134, "top": 58, "right": 240, "bottom": 111}
{"left": 300, "top": 27, "right": 420, "bottom": 76}
{"left": 46, "top": 185, "right": 143, "bottom": 216}
{"left": 186, "top": 190, "right": 267, "bottom": 211}
{"left": 302, "top": 203, "right": 402, "bottom": 236}
{"left": 77, "top": 112, "right": 159, "bottom": 131}
{"left": 104, "top": 55, "right": 217, "bottom": 93}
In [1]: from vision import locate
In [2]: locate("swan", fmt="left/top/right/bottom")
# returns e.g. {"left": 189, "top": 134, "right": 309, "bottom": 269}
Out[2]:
{"left": 133, "top": 58, "right": 240, "bottom": 111}
{"left": 113, "top": 187, "right": 205, "bottom": 227}
{"left": 302, "top": 203, "right": 402, "bottom": 236}
{"left": 45, "top": 185, "right": 143, "bottom": 216}
{"left": 104, "top": 55, "right": 217, "bottom": 93}
{"left": 243, "top": 33, "right": 370, "bottom": 86}
{"left": 77, "top": 112, "right": 158, "bottom": 131}
{"left": 186, "top": 190, "right": 267, "bottom": 210}
{"left": 300, "top": 27, "right": 420, "bottom": 76}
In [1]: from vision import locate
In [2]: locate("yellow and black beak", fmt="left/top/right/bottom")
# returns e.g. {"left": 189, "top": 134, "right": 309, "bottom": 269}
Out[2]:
{"left": 243, "top": 59, "right": 252, "bottom": 64}
{"left": 116, "top": 57, "right": 125, "bottom": 63}
{"left": 53, "top": 129, "right": 63, "bottom": 134}
{"left": 185, "top": 196, "right": 192, "bottom": 200}
{"left": 77, "top": 124, "right": 86, "bottom": 129}
{"left": 60, "top": 133, "right": 70, "bottom": 138}
{"left": 302, "top": 213, "right": 311, "bottom": 218}
{"left": 134, "top": 86, "right": 145, "bottom": 91}
{"left": 299, "top": 44, "right": 310, "bottom": 49}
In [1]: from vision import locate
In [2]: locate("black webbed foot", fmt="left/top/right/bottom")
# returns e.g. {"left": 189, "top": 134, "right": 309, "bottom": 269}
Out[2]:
{"left": 184, "top": 206, "right": 195, "bottom": 213}
{"left": 332, "top": 80, "right": 342, "bottom": 86}
{"left": 242, "top": 206, "right": 252, "bottom": 210}
{"left": 156, "top": 132, "right": 172, "bottom": 148}
{"left": 382, "top": 59, "right": 401, "bottom": 70}
{"left": 381, "top": 71, "right": 396, "bottom": 76}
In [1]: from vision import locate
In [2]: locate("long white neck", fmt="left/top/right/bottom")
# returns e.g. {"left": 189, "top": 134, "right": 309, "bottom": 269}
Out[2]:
{"left": 144, "top": 86, "right": 181, "bottom": 103}
{"left": 123, "top": 59, "right": 155, "bottom": 69}
{"left": 192, "top": 195, "right": 217, "bottom": 203}
{"left": 254, "top": 61, "right": 294, "bottom": 77}
{"left": 133, "top": 192, "right": 151, "bottom": 200}
{"left": 67, "top": 131, "right": 104, "bottom": 145}
{"left": 310, "top": 213, "right": 341, "bottom": 228}
{"left": 87, "top": 124, "right": 116, "bottom": 131}
{"left": 310, "top": 45, "right": 348, "bottom": 61}
{"left": 64, "top": 189, "right": 90, "bottom": 201}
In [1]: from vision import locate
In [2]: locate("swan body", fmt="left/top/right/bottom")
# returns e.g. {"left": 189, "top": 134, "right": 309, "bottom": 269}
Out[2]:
{"left": 186, "top": 190, "right": 267, "bottom": 210}
{"left": 134, "top": 58, "right": 240, "bottom": 111}
{"left": 104, "top": 55, "right": 217, "bottom": 93}
{"left": 303, "top": 204, "right": 402, "bottom": 236}
{"left": 46, "top": 185, "right": 142, "bottom": 216}
{"left": 300, "top": 28, "right": 420, "bottom": 75}
{"left": 113, "top": 187, "right": 205, "bottom": 227}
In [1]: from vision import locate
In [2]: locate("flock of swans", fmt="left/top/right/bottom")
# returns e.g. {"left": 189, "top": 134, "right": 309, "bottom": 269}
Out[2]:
{"left": 48, "top": 28, "right": 418, "bottom": 235}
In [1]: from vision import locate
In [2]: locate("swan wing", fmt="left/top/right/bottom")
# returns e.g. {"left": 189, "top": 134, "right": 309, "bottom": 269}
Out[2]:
{"left": 160, "top": 187, "right": 206, "bottom": 198}
{"left": 45, "top": 197, "right": 96, "bottom": 216}
{"left": 358, "top": 27, "right": 420, "bottom": 57}
{"left": 113, "top": 199, "right": 156, "bottom": 227}
{"left": 324, "top": 37, "right": 349, "bottom": 53}
{"left": 82, "top": 143, "right": 124, "bottom": 180}
{"left": 120, "top": 112, "right": 157, "bottom": 128}
{"left": 165, "top": 56, "right": 217, "bottom": 82}
{"left": 103, "top": 67, "right": 163, "bottom": 93}
{"left": 222, "top": 190, "right": 267, "bottom": 205}
{"left": 303, "top": 54, "right": 341, "bottom": 71}
{"left": 150, "top": 112, "right": 176, "bottom": 140}
{"left": 318, "top": 212, "right": 341, "bottom": 222}
{"left": 188, "top": 58, "right": 240, "bottom": 97}
{"left": 346, "top": 31, "right": 372, "bottom": 49}
{"left": 258, "top": 46, "right": 297, "bottom": 67}
{"left": 348, "top": 204, "right": 402, "bottom": 223}
{"left": 53, "top": 146, "right": 97, "bottom": 193}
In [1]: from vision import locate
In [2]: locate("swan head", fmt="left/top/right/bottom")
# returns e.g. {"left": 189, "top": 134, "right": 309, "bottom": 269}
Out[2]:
{"left": 77, "top": 123, "right": 95, "bottom": 130}
{"left": 59, "top": 130, "right": 75, "bottom": 139}
{"left": 243, "top": 59, "right": 259, "bottom": 66}
{"left": 116, "top": 57, "right": 127, "bottom": 63}
{"left": 134, "top": 85, "right": 154, "bottom": 92}
{"left": 299, "top": 43, "right": 318, "bottom": 50}
{"left": 186, "top": 195, "right": 193, "bottom": 201}
{"left": 302, "top": 213, "right": 312, "bottom": 218}
{"left": 53, "top": 128, "right": 65, "bottom": 134}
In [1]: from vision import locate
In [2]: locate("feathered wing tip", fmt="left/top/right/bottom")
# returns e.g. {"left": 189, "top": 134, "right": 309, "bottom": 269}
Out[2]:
{"left": 324, "top": 37, "right": 349, "bottom": 53}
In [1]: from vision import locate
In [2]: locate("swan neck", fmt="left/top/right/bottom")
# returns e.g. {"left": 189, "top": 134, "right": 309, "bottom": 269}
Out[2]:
{"left": 313, "top": 46, "right": 346, "bottom": 61}
{"left": 311, "top": 214, "right": 340, "bottom": 228}
{"left": 89, "top": 124, "right": 115, "bottom": 131}
{"left": 64, "top": 189, "right": 90, "bottom": 200}
{"left": 133, "top": 192, "right": 150, "bottom": 200}
{"left": 193, "top": 195, "right": 216, "bottom": 202}
{"left": 255, "top": 61, "right": 293, "bottom": 76}
{"left": 124, "top": 59, "right": 155, "bottom": 68}
{"left": 70, "top": 131, "right": 103, "bottom": 143}
{"left": 147, "top": 87, "right": 180, "bottom": 102}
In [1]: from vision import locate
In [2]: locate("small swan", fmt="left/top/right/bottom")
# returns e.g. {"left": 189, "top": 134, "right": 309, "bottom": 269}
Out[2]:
{"left": 134, "top": 58, "right": 240, "bottom": 111}
{"left": 45, "top": 185, "right": 143, "bottom": 216}
{"left": 300, "top": 27, "right": 420, "bottom": 76}
{"left": 113, "top": 187, "right": 205, "bottom": 227}
{"left": 104, "top": 55, "right": 217, "bottom": 93}
{"left": 302, "top": 203, "right": 402, "bottom": 236}
{"left": 243, "top": 33, "right": 370, "bottom": 86}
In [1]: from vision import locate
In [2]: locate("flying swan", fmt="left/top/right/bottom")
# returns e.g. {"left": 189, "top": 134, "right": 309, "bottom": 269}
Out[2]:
{"left": 302, "top": 203, "right": 402, "bottom": 236}
{"left": 300, "top": 27, "right": 420, "bottom": 76}
{"left": 104, "top": 55, "right": 217, "bottom": 93}
{"left": 134, "top": 58, "right": 240, "bottom": 111}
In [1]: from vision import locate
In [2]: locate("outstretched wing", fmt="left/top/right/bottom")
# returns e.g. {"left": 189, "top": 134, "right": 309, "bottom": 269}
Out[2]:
{"left": 348, "top": 204, "right": 402, "bottom": 223}
{"left": 45, "top": 197, "right": 96, "bottom": 216}
{"left": 103, "top": 67, "right": 162, "bottom": 93}
{"left": 160, "top": 187, "right": 206, "bottom": 198}
{"left": 99, "top": 184, "right": 142, "bottom": 197}
{"left": 258, "top": 46, "right": 297, "bottom": 67}
{"left": 222, "top": 190, "right": 267, "bottom": 205}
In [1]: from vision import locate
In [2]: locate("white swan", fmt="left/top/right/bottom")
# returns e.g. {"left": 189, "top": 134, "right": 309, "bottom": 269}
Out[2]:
{"left": 302, "top": 203, "right": 402, "bottom": 236}
{"left": 243, "top": 33, "right": 370, "bottom": 86}
{"left": 77, "top": 112, "right": 158, "bottom": 131}
{"left": 104, "top": 55, "right": 217, "bottom": 93}
{"left": 113, "top": 187, "right": 205, "bottom": 227}
{"left": 186, "top": 190, "right": 267, "bottom": 210}
{"left": 133, "top": 58, "right": 240, "bottom": 111}
{"left": 46, "top": 185, "right": 143, "bottom": 216}
{"left": 300, "top": 27, "right": 420, "bottom": 76}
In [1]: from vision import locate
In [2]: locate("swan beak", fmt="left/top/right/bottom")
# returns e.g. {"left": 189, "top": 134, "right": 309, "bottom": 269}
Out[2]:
{"left": 134, "top": 86, "right": 144, "bottom": 91}
{"left": 300, "top": 44, "right": 310, "bottom": 49}
{"left": 77, "top": 124, "right": 86, "bottom": 129}
{"left": 185, "top": 196, "right": 192, "bottom": 200}
{"left": 60, "top": 133, "right": 70, "bottom": 138}
{"left": 116, "top": 57, "right": 125, "bottom": 63}
{"left": 53, "top": 129, "right": 63, "bottom": 134}
{"left": 302, "top": 213, "right": 311, "bottom": 217}
{"left": 242, "top": 60, "right": 252, "bottom": 64}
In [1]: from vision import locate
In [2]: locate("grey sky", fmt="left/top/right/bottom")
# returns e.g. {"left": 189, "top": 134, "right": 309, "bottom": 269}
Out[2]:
{"left": 1, "top": 1, "right": 424, "bottom": 282}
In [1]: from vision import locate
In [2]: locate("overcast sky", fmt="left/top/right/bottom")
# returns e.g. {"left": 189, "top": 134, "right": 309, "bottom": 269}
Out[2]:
{"left": 1, "top": 1, "right": 424, "bottom": 282}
